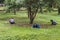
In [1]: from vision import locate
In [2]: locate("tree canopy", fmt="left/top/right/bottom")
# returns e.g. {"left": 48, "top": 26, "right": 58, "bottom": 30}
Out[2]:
{"left": 3, "top": 0, "right": 60, "bottom": 24}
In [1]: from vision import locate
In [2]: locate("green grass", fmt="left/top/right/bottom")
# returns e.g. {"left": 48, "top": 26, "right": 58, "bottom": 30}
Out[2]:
{"left": 0, "top": 11, "right": 60, "bottom": 40}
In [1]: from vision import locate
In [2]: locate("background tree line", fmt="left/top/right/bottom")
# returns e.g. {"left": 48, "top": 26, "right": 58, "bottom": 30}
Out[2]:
{"left": 0, "top": 0, "right": 60, "bottom": 24}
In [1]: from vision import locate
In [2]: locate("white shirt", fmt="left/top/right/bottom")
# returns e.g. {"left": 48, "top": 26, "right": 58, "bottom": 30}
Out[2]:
{"left": 9, "top": 19, "right": 14, "bottom": 22}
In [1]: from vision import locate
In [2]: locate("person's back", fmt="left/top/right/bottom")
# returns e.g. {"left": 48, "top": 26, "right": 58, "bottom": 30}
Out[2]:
{"left": 9, "top": 18, "right": 15, "bottom": 24}
{"left": 32, "top": 24, "right": 40, "bottom": 28}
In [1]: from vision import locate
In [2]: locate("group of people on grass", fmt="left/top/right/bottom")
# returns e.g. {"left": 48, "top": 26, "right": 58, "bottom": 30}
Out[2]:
{"left": 9, "top": 18, "right": 57, "bottom": 28}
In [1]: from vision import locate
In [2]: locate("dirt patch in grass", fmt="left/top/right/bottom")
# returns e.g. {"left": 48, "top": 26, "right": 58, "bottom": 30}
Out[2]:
{"left": 12, "top": 23, "right": 55, "bottom": 28}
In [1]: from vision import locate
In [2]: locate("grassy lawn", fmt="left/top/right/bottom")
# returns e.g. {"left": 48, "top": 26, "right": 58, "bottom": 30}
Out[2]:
{"left": 0, "top": 11, "right": 60, "bottom": 40}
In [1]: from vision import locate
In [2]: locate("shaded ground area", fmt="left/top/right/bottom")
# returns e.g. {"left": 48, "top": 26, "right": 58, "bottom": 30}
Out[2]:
{"left": 11, "top": 23, "right": 55, "bottom": 28}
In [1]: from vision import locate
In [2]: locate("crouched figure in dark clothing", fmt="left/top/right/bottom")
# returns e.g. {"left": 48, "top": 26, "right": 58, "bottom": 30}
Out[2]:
{"left": 32, "top": 24, "right": 40, "bottom": 28}
{"left": 50, "top": 20, "right": 57, "bottom": 25}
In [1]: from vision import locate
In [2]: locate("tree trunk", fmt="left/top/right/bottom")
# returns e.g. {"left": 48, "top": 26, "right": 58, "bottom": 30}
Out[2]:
{"left": 40, "top": 6, "right": 43, "bottom": 13}
{"left": 30, "top": 17, "right": 34, "bottom": 24}
{"left": 14, "top": 8, "right": 16, "bottom": 15}
{"left": 27, "top": 9, "right": 30, "bottom": 18}
{"left": 6, "top": 9, "right": 10, "bottom": 13}
{"left": 29, "top": 11, "right": 38, "bottom": 24}
{"left": 27, "top": 6, "right": 39, "bottom": 24}
{"left": 27, "top": 7, "right": 31, "bottom": 18}
{"left": 58, "top": 7, "right": 60, "bottom": 15}
{"left": 48, "top": 3, "right": 52, "bottom": 12}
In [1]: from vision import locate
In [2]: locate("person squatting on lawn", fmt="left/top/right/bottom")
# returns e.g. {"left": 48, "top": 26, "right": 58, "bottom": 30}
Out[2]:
{"left": 9, "top": 18, "right": 15, "bottom": 24}
{"left": 32, "top": 23, "right": 40, "bottom": 28}
{"left": 50, "top": 20, "right": 57, "bottom": 25}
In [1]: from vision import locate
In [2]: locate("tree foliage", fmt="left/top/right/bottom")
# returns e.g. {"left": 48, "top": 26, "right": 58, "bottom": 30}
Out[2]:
{"left": 24, "top": 0, "right": 40, "bottom": 24}
{"left": 5, "top": 0, "right": 23, "bottom": 15}
{"left": 4, "top": 0, "right": 60, "bottom": 24}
